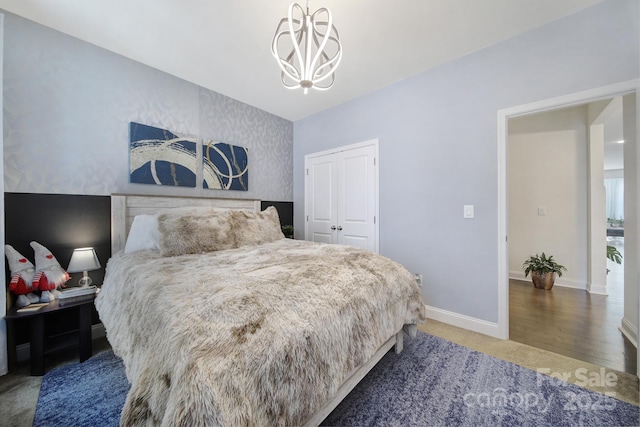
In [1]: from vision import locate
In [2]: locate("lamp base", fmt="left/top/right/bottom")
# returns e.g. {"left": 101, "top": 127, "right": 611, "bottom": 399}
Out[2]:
{"left": 79, "top": 273, "right": 93, "bottom": 287}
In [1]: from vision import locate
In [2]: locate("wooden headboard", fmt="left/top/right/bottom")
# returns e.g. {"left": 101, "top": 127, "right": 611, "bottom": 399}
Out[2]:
{"left": 111, "top": 194, "right": 261, "bottom": 254}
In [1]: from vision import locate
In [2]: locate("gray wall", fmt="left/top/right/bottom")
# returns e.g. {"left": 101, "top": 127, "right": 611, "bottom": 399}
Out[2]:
{"left": 293, "top": 0, "right": 639, "bottom": 323}
{"left": 3, "top": 12, "right": 293, "bottom": 201}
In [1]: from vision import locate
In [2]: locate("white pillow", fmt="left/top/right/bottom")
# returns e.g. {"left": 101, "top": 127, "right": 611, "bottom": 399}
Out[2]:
{"left": 124, "top": 214, "right": 161, "bottom": 253}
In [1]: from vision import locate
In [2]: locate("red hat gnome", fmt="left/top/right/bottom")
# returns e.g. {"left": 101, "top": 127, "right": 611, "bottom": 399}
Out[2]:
{"left": 5, "top": 245, "right": 40, "bottom": 307}
{"left": 31, "top": 241, "right": 70, "bottom": 302}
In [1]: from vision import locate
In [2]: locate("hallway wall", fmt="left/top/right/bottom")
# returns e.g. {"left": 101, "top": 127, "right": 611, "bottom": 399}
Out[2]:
{"left": 622, "top": 94, "right": 638, "bottom": 346}
{"left": 508, "top": 106, "right": 588, "bottom": 289}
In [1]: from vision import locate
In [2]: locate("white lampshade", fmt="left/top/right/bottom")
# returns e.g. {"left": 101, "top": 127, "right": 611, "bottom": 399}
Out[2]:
{"left": 67, "top": 247, "right": 101, "bottom": 287}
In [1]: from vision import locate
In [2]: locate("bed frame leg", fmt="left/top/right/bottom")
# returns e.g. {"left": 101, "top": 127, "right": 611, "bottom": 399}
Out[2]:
{"left": 394, "top": 331, "right": 403, "bottom": 354}
{"left": 394, "top": 324, "right": 417, "bottom": 354}
{"left": 403, "top": 324, "right": 417, "bottom": 338}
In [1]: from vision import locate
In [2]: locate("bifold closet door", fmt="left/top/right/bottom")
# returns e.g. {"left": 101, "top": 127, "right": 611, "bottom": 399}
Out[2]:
{"left": 305, "top": 143, "right": 377, "bottom": 252}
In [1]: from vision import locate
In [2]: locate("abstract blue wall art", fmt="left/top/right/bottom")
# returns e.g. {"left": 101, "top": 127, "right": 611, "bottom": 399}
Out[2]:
{"left": 202, "top": 140, "right": 249, "bottom": 191}
{"left": 129, "top": 122, "right": 197, "bottom": 187}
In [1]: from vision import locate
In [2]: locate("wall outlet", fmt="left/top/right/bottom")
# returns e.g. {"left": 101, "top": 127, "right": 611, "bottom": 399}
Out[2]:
{"left": 415, "top": 273, "right": 423, "bottom": 288}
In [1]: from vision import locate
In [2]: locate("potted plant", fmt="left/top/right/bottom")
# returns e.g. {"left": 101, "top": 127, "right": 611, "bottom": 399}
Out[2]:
{"left": 281, "top": 225, "right": 294, "bottom": 239}
{"left": 522, "top": 252, "right": 567, "bottom": 290}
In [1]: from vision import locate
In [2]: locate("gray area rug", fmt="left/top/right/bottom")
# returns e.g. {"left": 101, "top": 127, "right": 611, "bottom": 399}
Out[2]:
{"left": 34, "top": 332, "right": 638, "bottom": 426}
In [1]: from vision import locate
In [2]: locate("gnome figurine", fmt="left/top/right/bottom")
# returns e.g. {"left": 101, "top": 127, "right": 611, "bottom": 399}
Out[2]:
{"left": 5, "top": 245, "right": 40, "bottom": 307}
{"left": 31, "top": 241, "right": 70, "bottom": 303}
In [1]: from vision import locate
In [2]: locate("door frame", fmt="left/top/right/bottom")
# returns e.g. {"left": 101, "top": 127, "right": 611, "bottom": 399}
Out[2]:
{"left": 497, "top": 79, "right": 639, "bottom": 340}
{"left": 304, "top": 139, "right": 380, "bottom": 253}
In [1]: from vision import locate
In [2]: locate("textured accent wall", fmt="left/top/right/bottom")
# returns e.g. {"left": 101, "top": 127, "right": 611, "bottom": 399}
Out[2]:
{"left": 2, "top": 12, "right": 293, "bottom": 201}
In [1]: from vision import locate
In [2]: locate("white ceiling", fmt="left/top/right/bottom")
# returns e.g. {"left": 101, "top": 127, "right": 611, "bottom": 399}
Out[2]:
{"left": 0, "top": 0, "right": 605, "bottom": 121}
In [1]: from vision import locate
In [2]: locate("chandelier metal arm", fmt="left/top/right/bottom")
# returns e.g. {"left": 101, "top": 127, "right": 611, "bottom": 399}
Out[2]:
{"left": 306, "top": 9, "right": 332, "bottom": 80}
{"left": 311, "top": 29, "right": 341, "bottom": 83}
{"left": 287, "top": 3, "right": 307, "bottom": 82}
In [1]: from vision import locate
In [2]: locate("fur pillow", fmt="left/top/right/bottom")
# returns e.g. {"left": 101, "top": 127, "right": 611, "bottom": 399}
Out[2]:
{"left": 156, "top": 206, "right": 284, "bottom": 256}
{"left": 231, "top": 206, "right": 284, "bottom": 247}
{"left": 157, "top": 209, "right": 236, "bottom": 256}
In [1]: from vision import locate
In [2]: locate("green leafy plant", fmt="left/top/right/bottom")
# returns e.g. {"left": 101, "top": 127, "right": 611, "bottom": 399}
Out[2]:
{"left": 606, "top": 245, "right": 622, "bottom": 264}
{"left": 281, "top": 225, "right": 294, "bottom": 236}
{"left": 523, "top": 252, "right": 567, "bottom": 278}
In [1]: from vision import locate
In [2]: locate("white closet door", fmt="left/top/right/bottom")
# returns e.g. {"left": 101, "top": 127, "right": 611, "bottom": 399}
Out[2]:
{"left": 336, "top": 145, "right": 376, "bottom": 251}
{"left": 305, "top": 155, "right": 338, "bottom": 244}
{"left": 305, "top": 140, "right": 378, "bottom": 252}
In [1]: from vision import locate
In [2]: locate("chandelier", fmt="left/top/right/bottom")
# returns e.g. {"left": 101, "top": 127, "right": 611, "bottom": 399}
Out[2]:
{"left": 271, "top": 1, "right": 343, "bottom": 94}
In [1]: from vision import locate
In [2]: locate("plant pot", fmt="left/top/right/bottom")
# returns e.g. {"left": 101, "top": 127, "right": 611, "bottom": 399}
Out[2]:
{"left": 531, "top": 271, "right": 555, "bottom": 290}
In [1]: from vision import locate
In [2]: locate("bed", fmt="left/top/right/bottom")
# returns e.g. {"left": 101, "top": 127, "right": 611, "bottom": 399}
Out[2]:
{"left": 97, "top": 194, "right": 426, "bottom": 426}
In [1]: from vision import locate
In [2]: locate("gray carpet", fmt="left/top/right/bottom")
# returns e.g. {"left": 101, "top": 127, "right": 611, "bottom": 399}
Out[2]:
{"left": 34, "top": 332, "right": 639, "bottom": 426}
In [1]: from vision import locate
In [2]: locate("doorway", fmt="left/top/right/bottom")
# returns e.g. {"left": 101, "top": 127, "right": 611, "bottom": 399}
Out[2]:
{"left": 497, "top": 80, "right": 639, "bottom": 375}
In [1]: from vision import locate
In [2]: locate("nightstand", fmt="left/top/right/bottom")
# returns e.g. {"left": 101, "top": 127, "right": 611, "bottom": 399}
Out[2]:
{"left": 5, "top": 296, "right": 95, "bottom": 376}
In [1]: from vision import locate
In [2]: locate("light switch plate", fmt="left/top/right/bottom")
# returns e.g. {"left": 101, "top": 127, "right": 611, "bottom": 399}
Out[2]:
{"left": 538, "top": 207, "right": 547, "bottom": 216}
{"left": 464, "top": 205, "right": 474, "bottom": 218}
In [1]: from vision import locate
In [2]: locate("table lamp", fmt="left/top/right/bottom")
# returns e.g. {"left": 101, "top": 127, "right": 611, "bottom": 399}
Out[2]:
{"left": 67, "top": 247, "right": 101, "bottom": 287}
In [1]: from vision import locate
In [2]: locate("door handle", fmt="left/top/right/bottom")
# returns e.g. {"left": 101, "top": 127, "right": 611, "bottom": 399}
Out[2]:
{"left": 331, "top": 225, "right": 337, "bottom": 230}
{"left": 337, "top": 226, "right": 343, "bottom": 231}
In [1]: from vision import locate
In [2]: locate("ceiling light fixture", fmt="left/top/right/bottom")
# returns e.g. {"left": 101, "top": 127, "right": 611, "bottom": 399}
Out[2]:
{"left": 271, "top": 1, "right": 343, "bottom": 94}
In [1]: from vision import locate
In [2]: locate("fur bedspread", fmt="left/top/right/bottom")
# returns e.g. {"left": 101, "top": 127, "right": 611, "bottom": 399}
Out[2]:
{"left": 96, "top": 239, "right": 426, "bottom": 426}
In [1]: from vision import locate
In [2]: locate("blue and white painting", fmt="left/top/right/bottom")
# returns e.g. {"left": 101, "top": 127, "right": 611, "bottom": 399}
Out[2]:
{"left": 129, "top": 122, "right": 197, "bottom": 187}
{"left": 202, "top": 140, "right": 249, "bottom": 191}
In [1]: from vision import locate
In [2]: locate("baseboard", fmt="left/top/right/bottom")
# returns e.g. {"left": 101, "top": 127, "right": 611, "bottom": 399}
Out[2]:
{"left": 587, "top": 283, "right": 608, "bottom": 295}
{"left": 16, "top": 323, "right": 106, "bottom": 363}
{"left": 509, "top": 271, "right": 588, "bottom": 291}
{"left": 509, "top": 271, "right": 528, "bottom": 282}
{"left": 424, "top": 304, "right": 502, "bottom": 339}
{"left": 620, "top": 317, "right": 638, "bottom": 348}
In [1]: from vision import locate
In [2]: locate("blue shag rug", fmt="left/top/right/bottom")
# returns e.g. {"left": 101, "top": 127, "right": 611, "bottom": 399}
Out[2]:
{"left": 34, "top": 350, "right": 128, "bottom": 427}
{"left": 34, "top": 332, "right": 638, "bottom": 426}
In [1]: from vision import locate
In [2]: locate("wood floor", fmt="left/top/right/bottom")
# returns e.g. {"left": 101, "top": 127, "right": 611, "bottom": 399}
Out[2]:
{"left": 509, "top": 239, "right": 637, "bottom": 374}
